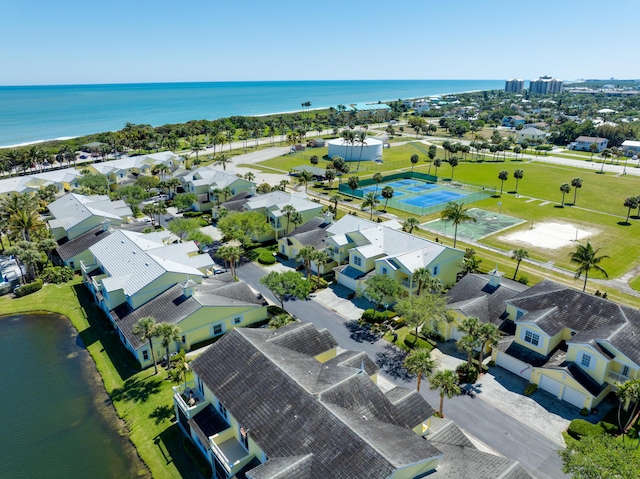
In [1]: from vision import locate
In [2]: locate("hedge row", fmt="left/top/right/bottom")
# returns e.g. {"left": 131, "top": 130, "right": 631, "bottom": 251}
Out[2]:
{"left": 361, "top": 309, "right": 397, "bottom": 324}
{"left": 567, "top": 419, "right": 606, "bottom": 440}
{"left": 14, "top": 279, "right": 43, "bottom": 298}
{"left": 258, "top": 252, "right": 276, "bottom": 264}
{"left": 404, "top": 333, "right": 435, "bottom": 351}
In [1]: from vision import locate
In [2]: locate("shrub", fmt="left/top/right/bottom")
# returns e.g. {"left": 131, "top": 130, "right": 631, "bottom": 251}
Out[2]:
{"left": 600, "top": 421, "right": 618, "bottom": 435}
{"left": 524, "top": 383, "right": 538, "bottom": 396}
{"left": 488, "top": 360, "right": 496, "bottom": 367}
{"left": 14, "top": 279, "right": 43, "bottom": 298}
{"left": 567, "top": 419, "right": 605, "bottom": 440}
{"left": 309, "top": 275, "right": 329, "bottom": 291}
{"left": 267, "top": 305, "right": 287, "bottom": 317}
{"left": 40, "top": 266, "right": 74, "bottom": 284}
{"left": 0, "top": 283, "right": 13, "bottom": 296}
{"left": 580, "top": 407, "right": 590, "bottom": 416}
{"left": 456, "top": 362, "right": 479, "bottom": 384}
{"left": 518, "top": 275, "right": 529, "bottom": 285}
{"left": 183, "top": 211, "right": 203, "bottom": 218}
{"left": 258, "top": 251, "right": 276, "bottom": 265}
{"left": 362, "top": 309, "right": 396, "bottom": 324}
{"left": 404, "top": 333, "right": 434, "bottom": 351}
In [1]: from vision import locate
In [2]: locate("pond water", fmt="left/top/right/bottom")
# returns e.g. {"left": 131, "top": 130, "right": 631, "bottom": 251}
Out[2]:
{"left": 0, "top": 313, "right": 146, "bottom": 478}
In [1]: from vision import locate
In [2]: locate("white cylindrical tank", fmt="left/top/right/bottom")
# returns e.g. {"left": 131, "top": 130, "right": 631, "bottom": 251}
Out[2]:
{"left": 327, "top": 137, "right": 383, "bottom": 162}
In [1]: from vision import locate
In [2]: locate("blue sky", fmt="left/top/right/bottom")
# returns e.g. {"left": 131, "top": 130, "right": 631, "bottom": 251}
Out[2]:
{"left": 1, "top": 0, "right": 638, "bottom": 85}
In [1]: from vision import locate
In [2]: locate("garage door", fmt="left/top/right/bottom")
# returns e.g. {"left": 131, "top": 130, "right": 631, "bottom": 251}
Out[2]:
{"left": 539, "top": 375, "right": 562, "bottom": 398}
{"left": 562, "top": 386, "right": 587, "bottom": 409}
{"left": 337, "top": 273, "right": 357, "bottom": 292}
{"left": 451, "top": 326, "right": 465, "bottom": 341}
{"left": 495, "top": 351, "right": 532, "bottom": 381}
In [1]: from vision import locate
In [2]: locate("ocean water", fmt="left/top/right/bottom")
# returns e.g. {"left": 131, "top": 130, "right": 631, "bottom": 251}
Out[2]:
{"left": 0, "top": 80, "right": 503, "bottom": 147}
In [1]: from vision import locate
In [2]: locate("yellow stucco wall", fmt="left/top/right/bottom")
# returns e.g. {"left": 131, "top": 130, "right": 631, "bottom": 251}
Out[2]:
{"left": 514, "top": 323, "right": 551, "bottom": 355}
{"left": 387, "top": 458, "right": 439, "bottom": 479}
{"left": 566, "top": 344, "right": 607, "bottom": 384}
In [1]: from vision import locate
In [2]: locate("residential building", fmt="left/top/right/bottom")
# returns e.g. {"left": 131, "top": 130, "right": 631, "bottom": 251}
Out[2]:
{"left": 277, "top": 215, "right": 333, "bottom": 267}
{"left": 529, "top": 76, "right": 563, "bottom": 94}
{"left": 84, "top": 151, "right": 185, "bottom": 190}
{"left": 329, "top": 221, "right": 463, "bottom": 294}
{"left": 502, "top": 115, "right": 526, "bottom": 127}
{"left": 621, "top": 140, "right": 640, "bottom": 156}
{"left": 181, "top": 166, "right": 254, "bottom": 211}
{"left": 505, "top": 79, "right": 524, "bottom": 93}
{"left": 47, "top": 192, "right": 132, "bottom": 241}
{"left": 0, "top": 168, "right": 83, "bottom": 199}
{"left": 569, "top": 136, "right": 609, "bottom": 152}
{"left": 232, "top": 191, "right": 324, "bottom": 241}
{"left": 447, "top": 275, "right": 640, "bottom": 410}
{"left": 111, "top": 274, "right": 267, "bottom": 368}
{"left": 173, "top": 323, "right": 531, "bottom": 479}
{"left": 81, "top": 229, "right": 214, "bottom": 314}
{"left": 413, "top": 99, "right": 431, "bottom": 113}
{"left": 55, "top": 222, "right": 112, "bottom": 270}
{"left": 515, "top": 127, "right": 549, "bottom": 144}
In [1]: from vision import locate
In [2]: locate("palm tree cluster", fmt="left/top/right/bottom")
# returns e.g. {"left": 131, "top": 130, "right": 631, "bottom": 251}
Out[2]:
{"left": 132, "top": 316, "right": 182, "bottom": 375}
{"left": 295, "top": 246, "right": 331, "bottom": 288}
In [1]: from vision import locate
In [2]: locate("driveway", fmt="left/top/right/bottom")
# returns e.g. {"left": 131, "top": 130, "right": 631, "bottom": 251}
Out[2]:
{"left": 237, "top": 262, "right": 569, "bottom": 479}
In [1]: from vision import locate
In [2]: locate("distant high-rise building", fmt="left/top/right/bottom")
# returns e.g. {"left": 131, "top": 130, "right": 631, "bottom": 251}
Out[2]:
{"left": 505, "top": 79, "right": 524, "bottom": 93}
{"left": 529, "top": 75, "right": 563, "bottom": 94}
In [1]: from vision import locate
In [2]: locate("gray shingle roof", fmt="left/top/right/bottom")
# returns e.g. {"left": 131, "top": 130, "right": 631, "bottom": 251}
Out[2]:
{"left": 284, "top": 217, "right": 331, "bottom": 249}
{"left": 190, "top": 324, "right": 441, "bottom": 479}
{"left": 56, "top": 225, "right": 111, "bottom": 261}
{"left": 111, "top": 275, "right": 265, "bottom": 349}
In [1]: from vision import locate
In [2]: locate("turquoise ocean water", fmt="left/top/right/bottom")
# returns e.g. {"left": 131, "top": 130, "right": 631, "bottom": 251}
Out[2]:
{"left": 0, "top": 80, "right": 502, "bottom": 147}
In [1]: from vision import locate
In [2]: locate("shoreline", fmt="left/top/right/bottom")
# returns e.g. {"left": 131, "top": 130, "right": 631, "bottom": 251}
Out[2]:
{"left": 0, "top": 87, "right": 496, "bottom": 149}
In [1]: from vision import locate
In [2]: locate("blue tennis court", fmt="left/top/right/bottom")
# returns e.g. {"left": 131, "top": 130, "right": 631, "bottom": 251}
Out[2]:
{"left": 401, "top": 190, "right": 466, "bottom": 208}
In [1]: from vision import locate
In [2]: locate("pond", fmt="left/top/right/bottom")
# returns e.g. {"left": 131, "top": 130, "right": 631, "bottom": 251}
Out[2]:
{"left": 0, "top": 313, "right": 147, "bottom": 478}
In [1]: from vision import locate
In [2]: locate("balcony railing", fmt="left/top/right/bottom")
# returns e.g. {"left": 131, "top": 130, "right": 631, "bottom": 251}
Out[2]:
{"left": 606, "top": 371, "right": 630, "bottom": 385}
{"left": 402, "top": 279, "right": 417, "bottom": 290}
{"left": 173, "top": 381, "right": 209, "bottom": 418}
{"left": 209, "top": 434, "right": 251, "bottom": 474}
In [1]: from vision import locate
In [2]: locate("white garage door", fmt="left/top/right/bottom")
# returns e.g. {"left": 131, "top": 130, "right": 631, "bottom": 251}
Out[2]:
{"left": 337, "top": 273, "right": 357, "bottom": 292}
{"left": 562, "top": 386, "right": 587, "bottom": 409}
{"left": 539, "top": 375, "right": 562, "bottom": 398}
{"left": 495, "top": 351, "right": 532, "bottom": 381}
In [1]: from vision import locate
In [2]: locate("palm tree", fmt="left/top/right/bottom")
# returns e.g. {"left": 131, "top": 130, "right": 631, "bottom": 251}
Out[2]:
{"left": 616, "top": 379, "right": 640, "bottom": 434}
{"left": 214, "top": 154, "right": 232, "bottom": 171}
{"left": 361, "top": 192, "right": 379, "bottom": 221}
{"left": 448, "top": 156, "right": 459, "bottom": 179}
{"left": 404, "top": 348, "right": 437, "bottom": 392}
{"left": 221, "top": 186, "right": 233, "bottom": 201}
{"left": 427, "top": 145, "right": 437, "bottom": 174}
{"left": 403, "top": 217, "right": 420, "bottom": 233}
{"left": 296, "top": 246, "right": 316, "bottom": 279}
{"left": 347, "top": 176, "right": 359, "bottom": 197}
{"left": 217, "top": 244, "right": 243, "bottom": 279}
{"left": 476, "top": 323, "right": 501, "bottom": 367}
{"left": 244, "top": 172, "right": 255, "bottom": 182}
{"left": 498, "top": 170, "right": 509, "bottom": 196}
{"left": 440, "top": 201, "right": 476, "bottom": 248}
{"left": 297, "top": 170, "right": 313, "bottom": 193}
{"left": 513, "top": 169, "right": 524, "bottom": 194}
{"left": 189, "top": 137, "right": 203, "bottom": 161}
{"left": 410, "top": 154, "right": 419, "bottom": 172}
{"left": 569, "top": 242, "right": 609, "bottom": 292}
{"left": 132, "top": 316, "right": 159, "bottom": 374}
{"left": 268, "top": 313, "right": 296, "bottom": 330}
{"left": 152, "top": 164, "right": 170, "bottom": 181}
{"left": 624, "top": 197, "right": 639, "bottom": 224}
{"left": 559, "top": 183, "right": 571, "bottom": 207}
{"left": 433, "top": 158, "right": 442, "bottom": 177}
{"left": 381, "top": 186, "right": 394, "bottom": 212}
{"left": 356, "top": 131, "right": 367, "bottom": 171}
{"left": 412, "top": 267, "right": 431, "bottom": 295}
{"left": 312, "top": 251, "right": 331, "bottom": 287}
{"left": 372, "top": 172, "right": 383, "bottom": 196}
{"left": 571, "top": 177, "right": 582, "bottom": 205}
{"left": 325, "top": 169, "right": 336, "bottom": 190}
{"left": 429, "top": 369, "right": 461, "bottom": 418}
{"left": 156, "top": 322, "right": 181, "bottom": 369}
{"left": 281, "top": 204, "right": 298, "bottom": 235}
{"left": 511, "top": 248, "right": 529, "bottom": 280}
{"left": 329, "top": 194, "right": 340, "bottom": 215}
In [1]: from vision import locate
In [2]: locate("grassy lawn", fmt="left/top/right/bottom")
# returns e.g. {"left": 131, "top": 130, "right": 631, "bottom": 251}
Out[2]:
{"left": 0, "top": 277, "right": 203, "bottom": 479}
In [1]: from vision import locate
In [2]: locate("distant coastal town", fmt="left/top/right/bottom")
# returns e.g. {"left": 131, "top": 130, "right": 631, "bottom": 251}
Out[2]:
{"left": 2, "top": 76, "right": 640, "bottom": 479}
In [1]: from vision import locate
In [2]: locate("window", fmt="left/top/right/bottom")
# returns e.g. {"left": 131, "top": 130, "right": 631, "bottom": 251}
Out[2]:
{"left": 234, "top": 317, "right": 242, "bottom": 325}
{"left": 218, "top": 401, "right": 227, "bottom": 419}
{"left": 622, "top": 365, "right": 630, "bottom": 377}
{"left": 69, "top": 261, "right": 75, "bottom": 269}
{"left": 353, "top": 256, "right": 362, "bottom": 266}
{"left": 142, "top": 349, "right": 149, "bottom": 361}
{"left": 181, "top": 335, "right": 186, "bottom": 343}
{"left": 516, "top": 310, "right": 524, "bottom": 320}
{"left": 281, "top": 245, "right": 285, "bottom": 253}
{"left": 213, "top": 324, "right": 223, "bottom": 336}
{"left": 524, "top": 330, "right": 540, "bottom": 346}
{"left": 433, "top": 265, "right": 439, "bottom": 275}
{"left": 381, "top": 267, "right": 388, "bottom": 275}
{"left": 581, "top": 354, "right": 591, "bottom": 368}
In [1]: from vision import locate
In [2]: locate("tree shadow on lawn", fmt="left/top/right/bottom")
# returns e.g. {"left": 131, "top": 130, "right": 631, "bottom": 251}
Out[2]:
{"left": 111, "top": 375, "right": 163, "bottom": 403}
{"left": 345, "top": 320, "right": 379, "bottom": 343}
{"left": 617, "top": 221, "right": 632, "bottom": 226}
{"left": 150, "top": 404, "right": 175, "bottom": 425}
{"left": 375, "top": 344, "right": 412, "bottom": 382}
{"left": 72, "top": 284, "right": 140, "bottom": 381}
{"left": 158, "top": 424, "right": 209, "bottom": 478}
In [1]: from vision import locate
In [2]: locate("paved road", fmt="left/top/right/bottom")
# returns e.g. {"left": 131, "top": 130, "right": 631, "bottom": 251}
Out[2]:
{"left": 237, "top": 262, "right": 568, "bottom": 479}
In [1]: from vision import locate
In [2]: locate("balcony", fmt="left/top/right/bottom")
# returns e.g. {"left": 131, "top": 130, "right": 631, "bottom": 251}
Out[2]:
{"left": 606, "top": 371, "right": 630, "bottom": 385}
{"left": 210, "top": 432, "right": 251, "bottom": 475}
{"left": 173, "top": 381, "right": 209, "bottom": 418}
{"left": 401, "top": 278, "right": 417, "bottom": 291}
